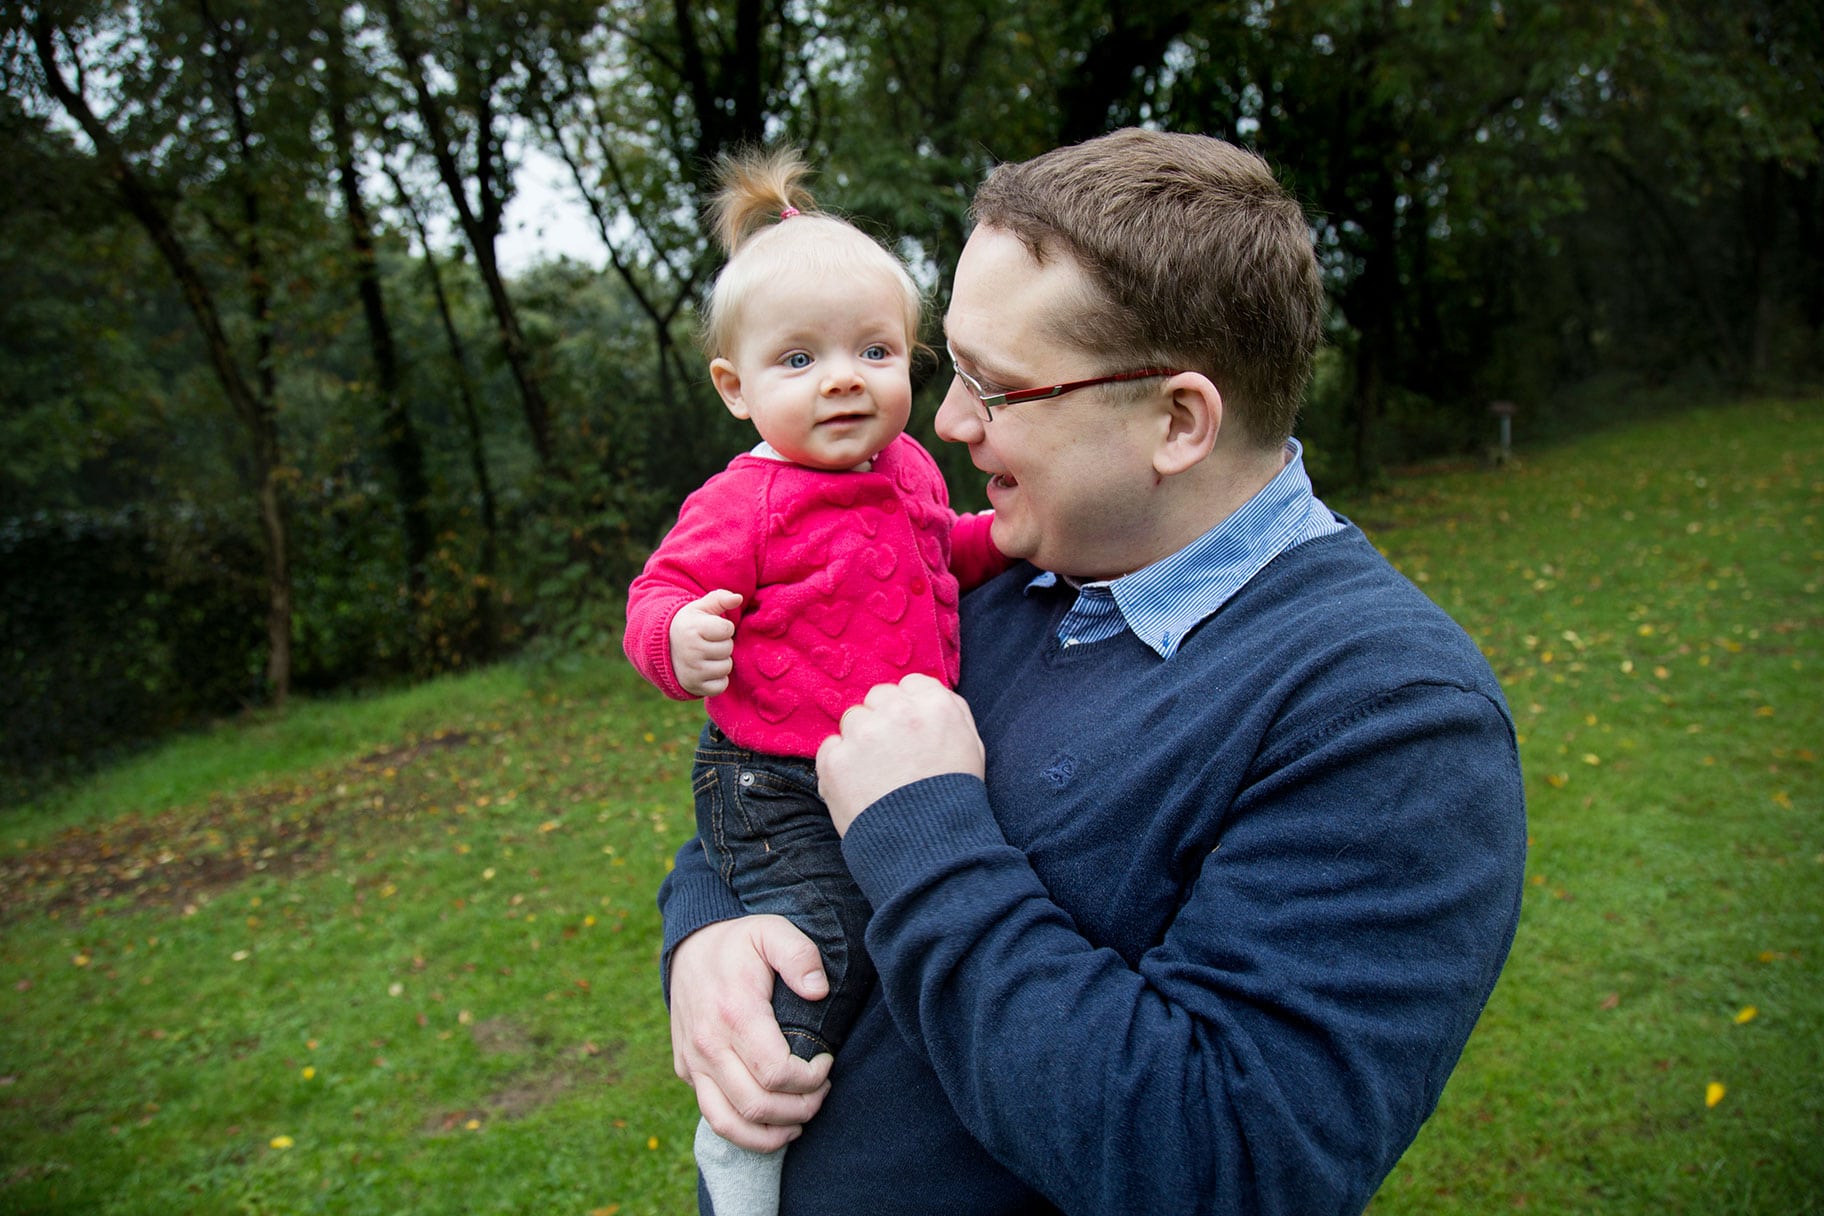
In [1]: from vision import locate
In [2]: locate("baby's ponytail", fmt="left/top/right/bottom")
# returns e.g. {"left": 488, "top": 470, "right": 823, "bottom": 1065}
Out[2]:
{"left": 708, "top": 147, "right": 818, "bottom": 257}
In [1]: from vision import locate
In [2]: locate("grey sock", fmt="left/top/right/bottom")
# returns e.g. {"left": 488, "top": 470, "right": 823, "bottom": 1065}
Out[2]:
{"left": 695, "top": 1115, "right": 785, "bottom": 1216}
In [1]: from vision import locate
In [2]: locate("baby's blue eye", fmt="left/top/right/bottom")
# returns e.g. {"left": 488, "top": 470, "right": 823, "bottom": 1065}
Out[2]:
{"left": 785, "top": 352, "right": 812, "bottom": 369}
{"left": 863, "top": 344, "right": 889, "bottom": 360}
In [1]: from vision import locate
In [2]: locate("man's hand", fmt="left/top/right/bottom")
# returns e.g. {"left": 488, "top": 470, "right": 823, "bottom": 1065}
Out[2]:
{"left": 670, "top": 589, "right": 744, "bottom": 696}
{"left": 670, "top": 916, "right": 834, "bottom": 1151}
{"left": 817, "top": 674, "right": 985, "bottom": 836}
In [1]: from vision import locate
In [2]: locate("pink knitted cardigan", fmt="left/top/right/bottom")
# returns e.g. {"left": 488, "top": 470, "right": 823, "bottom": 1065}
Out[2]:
{"left": 624, "top": 434, "right": 1004, "bottom": 759}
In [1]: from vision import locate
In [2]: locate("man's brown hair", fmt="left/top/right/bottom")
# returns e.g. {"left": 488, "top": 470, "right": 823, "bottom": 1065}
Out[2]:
{"left": 970, "top": 129, "right": 1323, "bottom": 447}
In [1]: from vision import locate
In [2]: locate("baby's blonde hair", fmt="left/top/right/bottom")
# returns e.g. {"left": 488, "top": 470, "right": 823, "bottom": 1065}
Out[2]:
{"left": 699, "top": 147, "right": 922, "bottom": 361}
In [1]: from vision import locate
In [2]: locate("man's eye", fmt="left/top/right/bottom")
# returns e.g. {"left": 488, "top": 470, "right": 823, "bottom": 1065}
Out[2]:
{"left": 784, "top": 352, "right": 812, "bottom": 369}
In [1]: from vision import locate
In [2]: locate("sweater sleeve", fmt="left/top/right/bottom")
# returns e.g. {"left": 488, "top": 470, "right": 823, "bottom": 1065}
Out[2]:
{"left": 655, "top": 835, "right": 746, "bottom": 1003}
{"left": 623, "top": 466, "right": 764, "bottom": 700}
{"left": 948, "top": 510, "right": 1007, "bottom": 591}
{"left": 840, "top": 683, "right": 1526, "bottom": 1216}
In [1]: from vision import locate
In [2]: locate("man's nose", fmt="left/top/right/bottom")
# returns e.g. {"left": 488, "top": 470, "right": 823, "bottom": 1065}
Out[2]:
{"left": 935, "top": 376, "right": 984, "bottom": 442}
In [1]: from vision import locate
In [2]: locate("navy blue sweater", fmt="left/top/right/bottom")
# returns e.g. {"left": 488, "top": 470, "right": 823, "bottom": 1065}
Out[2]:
{"left": 660, "top": 524, "right": 1527, "bottom": 1215}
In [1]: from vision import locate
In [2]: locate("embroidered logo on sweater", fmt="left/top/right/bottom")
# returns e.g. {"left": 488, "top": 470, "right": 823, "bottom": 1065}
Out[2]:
{"left": 1041, "top": 751, "right": 1079, "bottom": 788}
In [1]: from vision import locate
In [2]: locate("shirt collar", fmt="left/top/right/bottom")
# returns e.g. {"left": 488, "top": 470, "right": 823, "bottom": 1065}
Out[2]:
{"left": 1025, "top": 437, "right": 1342, "bottom": 658}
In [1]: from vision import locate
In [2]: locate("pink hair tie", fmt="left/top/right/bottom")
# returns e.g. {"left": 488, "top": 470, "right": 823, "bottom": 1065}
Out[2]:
{"left": 780, "top": 206, "right": 800, "bottom": 219}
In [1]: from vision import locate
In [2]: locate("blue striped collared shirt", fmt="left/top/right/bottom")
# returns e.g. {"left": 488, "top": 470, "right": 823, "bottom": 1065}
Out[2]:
{"left": 1027, "top": 437, "right": 1343, "bottom": 658}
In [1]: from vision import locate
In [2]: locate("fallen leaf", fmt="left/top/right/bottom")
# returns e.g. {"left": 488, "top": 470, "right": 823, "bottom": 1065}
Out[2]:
{"left": 1599, "top": 993, "right": 1620, "bottom": 1010}
{"left": 270, "top": 1135, "right": 295, "bottom": 1149}
{"left": 1734, "top": 1006, "right": 1758, "bottom": 1024}
{"left": 1705, "top": 1082, "right": 1726, "bottom": 1108}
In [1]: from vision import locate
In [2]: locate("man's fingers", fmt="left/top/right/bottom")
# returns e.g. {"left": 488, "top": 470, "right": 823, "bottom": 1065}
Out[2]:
{"left": 691, "top": 1072, "right": 804, "bottom": 1154}
{"left": 666, "top": 916, "right": 833, "bottom": 1146}
{"left": 754, "top": 918, "right": 831, "bottom": 1003}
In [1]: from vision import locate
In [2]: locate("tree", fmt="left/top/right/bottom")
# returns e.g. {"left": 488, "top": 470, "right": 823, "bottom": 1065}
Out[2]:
{"left": 517, "top": 0, "right": 822, "bottom": 499}
{"left": 11, "top": 0, "right": 325, "bottom": 702}
{"left": 375, "top": 0, "right": 558, "bottom": 471}
{"left": 316, "top": 1, "right": 435, "bottom": 614}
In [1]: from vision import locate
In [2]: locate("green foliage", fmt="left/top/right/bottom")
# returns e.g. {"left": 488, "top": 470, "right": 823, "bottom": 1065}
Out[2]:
{"left": 0, "top": 508, "right": 264, "bottom": 804}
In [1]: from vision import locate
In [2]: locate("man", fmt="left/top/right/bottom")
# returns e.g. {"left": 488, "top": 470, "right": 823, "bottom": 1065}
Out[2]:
{"left": 657, "top": 128, "right": 1527, "bottom": 1215}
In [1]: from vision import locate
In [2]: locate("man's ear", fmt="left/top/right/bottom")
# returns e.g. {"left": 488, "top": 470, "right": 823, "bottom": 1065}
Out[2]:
{"left": 1153, "top": 372, "right": 1221, "bottom": 477}
{"left": 710, "top": 358, "right": 751, "bottom": 420}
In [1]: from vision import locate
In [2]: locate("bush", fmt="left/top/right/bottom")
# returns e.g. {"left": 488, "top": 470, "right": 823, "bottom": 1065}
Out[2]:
{"left": 0, "top": 507, "right": 263, "bottom": 799}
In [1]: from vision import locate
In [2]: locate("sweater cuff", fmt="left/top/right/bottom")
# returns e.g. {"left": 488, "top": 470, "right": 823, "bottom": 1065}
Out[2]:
{"left": 656, "top": 845, "right": 747, "bottom": 1002}
{"left": 841, "top": 772, "right": 1006, "bottom": 906}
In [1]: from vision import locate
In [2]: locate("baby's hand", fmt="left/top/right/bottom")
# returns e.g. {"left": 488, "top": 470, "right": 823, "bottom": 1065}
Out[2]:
{"left": 670, "top": 589, "right": 744, "bottom": 696}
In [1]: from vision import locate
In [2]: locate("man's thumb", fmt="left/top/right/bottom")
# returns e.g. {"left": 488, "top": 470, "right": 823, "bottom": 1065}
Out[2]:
{"left": 758, "top": 919, "right": 829, "bottom": 1001}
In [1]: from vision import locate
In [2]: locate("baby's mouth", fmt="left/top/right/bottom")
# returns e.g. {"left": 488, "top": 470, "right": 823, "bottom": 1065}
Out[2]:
{"left": 991, "top": 473, "right": 1019, "bottom": 488}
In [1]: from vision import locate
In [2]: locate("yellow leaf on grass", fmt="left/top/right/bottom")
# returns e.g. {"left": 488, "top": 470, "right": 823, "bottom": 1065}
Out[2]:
{"left": 270, "top": 1135, "right": 294, "bottom": 1149}
{"left": 647, "top": 1136, "right": 660, "bottom": 1150}
{"left": 1735, "top": 1006, "right": 1758, "bottom": 1024}
{"left": 1705, "top": 1082, "right": 1726, "bottom": 1108}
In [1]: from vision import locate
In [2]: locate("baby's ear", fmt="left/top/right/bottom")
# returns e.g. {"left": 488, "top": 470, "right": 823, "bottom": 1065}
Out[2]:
{"left": 710, "top": 358, "right": 750, "bottom": 419}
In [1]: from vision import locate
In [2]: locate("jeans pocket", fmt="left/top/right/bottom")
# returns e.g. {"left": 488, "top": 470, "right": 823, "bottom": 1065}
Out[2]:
{"left": 691, "top": 762, "right": 735, "bottom": 884}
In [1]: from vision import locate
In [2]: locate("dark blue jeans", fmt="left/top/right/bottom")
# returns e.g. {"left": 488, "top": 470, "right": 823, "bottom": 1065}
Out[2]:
{"left": 692, "top": 722, "right": 875, "bottom": 1061}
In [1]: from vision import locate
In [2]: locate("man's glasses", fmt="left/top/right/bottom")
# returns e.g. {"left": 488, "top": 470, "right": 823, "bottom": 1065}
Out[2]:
{"left": 947, "top": 342, "right": 1181, "bottom": 421}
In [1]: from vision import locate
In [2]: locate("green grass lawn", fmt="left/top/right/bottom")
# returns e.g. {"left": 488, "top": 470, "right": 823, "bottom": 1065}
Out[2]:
{"left": 3, "top": 396, "right": 1819, "bottom": 1215}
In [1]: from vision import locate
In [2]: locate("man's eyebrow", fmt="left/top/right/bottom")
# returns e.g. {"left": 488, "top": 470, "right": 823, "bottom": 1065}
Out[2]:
{"left": 944, "top": 337, "right": 1014, "bottom": 384}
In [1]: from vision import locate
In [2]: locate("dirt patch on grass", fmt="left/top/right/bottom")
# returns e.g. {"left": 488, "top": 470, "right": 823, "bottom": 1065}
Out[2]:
{"left": 0, "top": 730, "right": 473, "bottom": 923}
{"left": 423, "top": 1018, "right": 624, "bottom": 1133}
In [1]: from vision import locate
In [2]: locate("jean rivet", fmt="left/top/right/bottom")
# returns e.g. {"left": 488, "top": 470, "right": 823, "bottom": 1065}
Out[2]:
{"left": 739, "top": 773, "right": 754, "bottom": 786}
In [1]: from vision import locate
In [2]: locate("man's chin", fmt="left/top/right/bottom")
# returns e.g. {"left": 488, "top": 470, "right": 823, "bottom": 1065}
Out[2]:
{"left": 987, "top": 514, "right": 1031, "bottom": 561}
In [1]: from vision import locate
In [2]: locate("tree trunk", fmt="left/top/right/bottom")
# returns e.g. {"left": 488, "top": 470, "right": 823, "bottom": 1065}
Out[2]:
{"left": 325, "top": 15, "right": 434, "bottom": 612}
{"left": 1744, "top": 157, "right": 1781, "bottom": 386}
{"left": 380, "top": 0, "right": 557, "bottom": 471}
{"left": 31, "top": 15, "right": 293, "bottom": 704}
{"left": 1054, "top": 2, "right": 1194, "bottom": 145}
{"left": 392, "top": 166, "right": 504, "bottom": 661}
{"left": 1349, "top": 159, "right": 1399, "bottom": 486}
